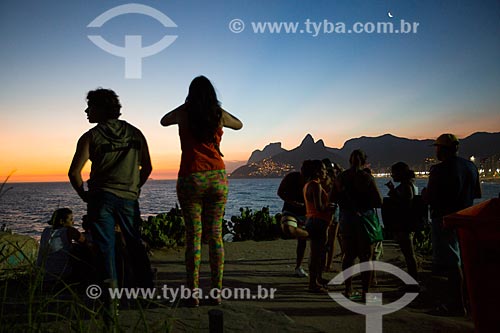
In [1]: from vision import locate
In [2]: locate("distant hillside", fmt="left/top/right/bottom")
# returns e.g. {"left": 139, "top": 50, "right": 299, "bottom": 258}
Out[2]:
{"left": 337, "top": 134, "right": 434, "bottom": 170}
{"left": 271, "top": 134, "right": 346, "bottom": 169}
{"left": 230, "top": 132, "right": 500, "bottom": 178}
{"left": 457, "top": 132, "right": 500, "bottom": 158}
{"left": 336, "top": 132, "right": 500, "bottom": 170}
{"left": 247, "top": 142, "right": 286, "bottom": 164}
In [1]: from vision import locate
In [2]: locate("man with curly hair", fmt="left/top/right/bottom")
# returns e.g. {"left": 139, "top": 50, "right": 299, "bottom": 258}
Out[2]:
{"left": 69, "top": 88, "right": 153, "bottom": 322}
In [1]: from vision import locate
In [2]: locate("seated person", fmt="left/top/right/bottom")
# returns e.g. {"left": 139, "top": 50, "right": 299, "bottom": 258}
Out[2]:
{"left": 36, "top": 208, "right": 86, "bottom": 284}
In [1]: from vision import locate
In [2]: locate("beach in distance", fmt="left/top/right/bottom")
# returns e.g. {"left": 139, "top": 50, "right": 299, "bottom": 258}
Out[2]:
{"left": 1, "top": 178, "right": 499, "bottom": 240}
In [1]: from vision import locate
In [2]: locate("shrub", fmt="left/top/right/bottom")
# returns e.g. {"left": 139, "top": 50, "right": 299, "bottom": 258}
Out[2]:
{"left": 224, "top": 207, "right": 281, "bottom": 242}
{"left": 141, "top": 206, "right": 283, "bottom": 247}
{"left": 414, "top": 224, "right": 432, "bottom": 255}
{"left": 140, "top": 206, "right": 185, "bottom": 249}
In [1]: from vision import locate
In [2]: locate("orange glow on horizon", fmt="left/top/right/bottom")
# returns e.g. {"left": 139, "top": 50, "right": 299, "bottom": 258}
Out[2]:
{"left": 3, "top": 127, "right": 499, "bottom": 183}
{"left": 4, "top": 170, "right": 180, "bottom": 183}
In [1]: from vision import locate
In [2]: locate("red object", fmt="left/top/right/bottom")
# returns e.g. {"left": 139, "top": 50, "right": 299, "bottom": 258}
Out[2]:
{"left": 444, "top": 198, "right": 500, "bottom": 333}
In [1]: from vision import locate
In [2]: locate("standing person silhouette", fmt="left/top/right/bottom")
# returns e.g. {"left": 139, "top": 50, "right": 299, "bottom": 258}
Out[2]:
{"left": 277, "top": 162, "right": 309, "bottom": 278}
{"left": 161, "top": 76, "right": 243, "bottom": 307}
{"left": 332, "top": 149, "right": 382, "bottom": 300}
{"left": 386, "top": 162, "right": 419, "bottom": 282}
{"left": 303, "top": 160, "right": 335, "bottom": 292}
{"left": 321, "top": 158, "right": 341, "bottom": 273}
{"left": 69, "top": 88, "right": 153, "bottom": 324}
{"left": 424, "top": 133, "right": 481, "bottom": 316}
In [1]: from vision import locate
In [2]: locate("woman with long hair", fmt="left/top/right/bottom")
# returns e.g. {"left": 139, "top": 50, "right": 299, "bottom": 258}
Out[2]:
{"left": 161, "top": 76, "right": 243, "bottom": 306}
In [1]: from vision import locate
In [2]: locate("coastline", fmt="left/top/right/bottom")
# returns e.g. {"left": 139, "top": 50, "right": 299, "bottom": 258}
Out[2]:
{"left": 480, "top": 177, "right": 500, "bottom": 184}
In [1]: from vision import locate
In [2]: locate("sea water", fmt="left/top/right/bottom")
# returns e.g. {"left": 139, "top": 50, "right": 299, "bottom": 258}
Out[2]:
{"left": 1, "top": 178, "right": 498, "bottom": 239}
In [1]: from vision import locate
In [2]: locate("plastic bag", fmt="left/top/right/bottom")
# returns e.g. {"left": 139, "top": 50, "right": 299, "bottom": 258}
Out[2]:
{"left": 360, "top": 210, "right": 384, "bottom": 244}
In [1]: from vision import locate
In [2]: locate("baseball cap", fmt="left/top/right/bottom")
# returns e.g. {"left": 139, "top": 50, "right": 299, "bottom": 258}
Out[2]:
{"left": 433, "top": 133, "right": 459, "bottom": 147}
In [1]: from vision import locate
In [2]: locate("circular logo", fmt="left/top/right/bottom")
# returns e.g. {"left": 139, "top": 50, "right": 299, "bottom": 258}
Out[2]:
{"left": 229, "top": 19, "right": 245, "bottom": 33}
{"left": 86, "top": 284, "right": 102, "bottom": 299}
{"left": 328, "top": 261, "right": 419, "bottom": 333}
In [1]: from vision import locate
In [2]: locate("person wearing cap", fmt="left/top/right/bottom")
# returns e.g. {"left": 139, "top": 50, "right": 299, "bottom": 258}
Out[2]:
{"left": 425, "top": 133, "right": 481, "bottom": 316}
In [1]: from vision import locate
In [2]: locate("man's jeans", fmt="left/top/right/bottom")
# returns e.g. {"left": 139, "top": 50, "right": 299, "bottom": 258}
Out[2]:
{"left": 87, "top": 191, "right": 153, "bottom": 288}
{"left": 431, "top": 217, "right": 461, "bottom": 274}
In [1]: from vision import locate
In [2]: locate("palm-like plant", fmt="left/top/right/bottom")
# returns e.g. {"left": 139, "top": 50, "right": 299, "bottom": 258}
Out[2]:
{"left": 0, "top": 171, "right": 14, "bottom": 201}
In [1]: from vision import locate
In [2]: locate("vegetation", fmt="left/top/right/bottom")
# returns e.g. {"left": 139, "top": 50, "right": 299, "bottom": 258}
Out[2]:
{"left": 223, "top": 207, "right": 282, "bottom": 242}
{"left": 0, "top": 204, "right": 283, "bottom": 330}
{"left": 1, "top": 195, "right": 437, "bottom": 331}
{"left": 0, "top": 171, "right": 14, "bottom": 201}
{"left": 140, "top": 205, "right": 185, "bottom": 249}
{"left": 0, "top": 172, "right": 173, "bottom": 331}
{"left": 0, "top": 241, "right": 172, "bottom": 332}
{"left": 413, "top": 224, "right": 433, "bottom": 255}
{"left": 140, "top": 206, "right": 283, "bottom": 249}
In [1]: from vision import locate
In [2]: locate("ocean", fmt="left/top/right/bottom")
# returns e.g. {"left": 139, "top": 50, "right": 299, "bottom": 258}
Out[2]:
{"left": 1, "top": 178, "right": 499, "bottom": 240}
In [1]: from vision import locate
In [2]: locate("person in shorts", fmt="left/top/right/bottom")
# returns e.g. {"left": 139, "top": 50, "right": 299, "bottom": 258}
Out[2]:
{"left": 277, "top": 161, "right": 310, "bottom": 277}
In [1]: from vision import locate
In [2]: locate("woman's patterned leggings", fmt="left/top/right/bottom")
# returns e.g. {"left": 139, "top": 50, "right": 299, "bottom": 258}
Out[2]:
{"left": 177, "top": 170, "right": 228, "bottom": 291}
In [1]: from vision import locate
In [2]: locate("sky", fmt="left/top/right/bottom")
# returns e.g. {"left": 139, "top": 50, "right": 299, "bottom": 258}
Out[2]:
{"left": 1, "top": 0, "right": 499, "bottom": 182}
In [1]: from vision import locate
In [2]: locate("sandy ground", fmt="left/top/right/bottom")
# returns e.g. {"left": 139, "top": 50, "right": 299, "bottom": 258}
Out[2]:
{"left": 145, "top": 239, "right": 474, "bottom": 333}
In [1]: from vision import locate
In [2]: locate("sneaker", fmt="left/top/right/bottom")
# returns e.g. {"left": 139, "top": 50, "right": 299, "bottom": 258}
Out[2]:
{"left": 294, "top": 267, "right": 308, "bottom": 277}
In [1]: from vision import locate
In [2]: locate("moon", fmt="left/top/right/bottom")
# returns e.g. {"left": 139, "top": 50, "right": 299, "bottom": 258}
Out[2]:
{"left": 388, "top": 11, "right": 394, "bottom": 18}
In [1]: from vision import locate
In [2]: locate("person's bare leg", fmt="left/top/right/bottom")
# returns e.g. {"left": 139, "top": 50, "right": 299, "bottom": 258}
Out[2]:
{"left": 342, "top": 238, "right": 356, "bottom": 296}
{"left": 294, "top": 227, "right": 309, "bottom": 239}
{"left": 296, "top": 238, "right": 307, "bottom": 269}
{"left": 360, "top": 245, "right": 375, "bottom": 298}
{"left": 325, "top": 223, "right": 339, "bottom": 271}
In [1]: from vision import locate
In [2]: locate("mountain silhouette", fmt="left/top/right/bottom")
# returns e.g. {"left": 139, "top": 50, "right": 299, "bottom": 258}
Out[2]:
{"left": 337, "top": 134, "right": 434, "bottom": 170}
{"left": 247, "top": 142, "right": 286, "bottom": 164}
{"left": 271, "top": 134, "right": 346, "bottom": 168}
{"left": 230, "top": 132, "right": 500, "bottom": 178}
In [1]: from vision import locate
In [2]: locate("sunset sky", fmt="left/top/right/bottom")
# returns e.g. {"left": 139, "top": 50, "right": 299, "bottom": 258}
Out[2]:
{"left": 1, "top": 0, "right": 499, "bottom": 182}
